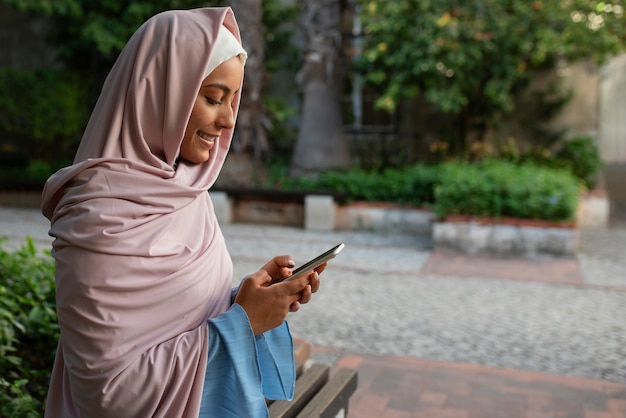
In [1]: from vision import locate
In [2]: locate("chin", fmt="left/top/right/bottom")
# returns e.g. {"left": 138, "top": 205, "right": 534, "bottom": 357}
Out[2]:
{"left": 193, "top": 156, "right": 210, "bottom": 164}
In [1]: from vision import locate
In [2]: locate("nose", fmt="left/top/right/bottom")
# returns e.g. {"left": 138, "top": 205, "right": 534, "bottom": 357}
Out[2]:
{"left": 217, "top": 105, "right": 236, "bottom": 129}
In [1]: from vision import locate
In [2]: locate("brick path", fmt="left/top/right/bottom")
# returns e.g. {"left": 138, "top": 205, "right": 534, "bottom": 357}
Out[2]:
{"left": 332, "top": 354, "right": 626, "bottom": 418}
{"left": 420, "top": 251, "right": 585, "bottom": 287}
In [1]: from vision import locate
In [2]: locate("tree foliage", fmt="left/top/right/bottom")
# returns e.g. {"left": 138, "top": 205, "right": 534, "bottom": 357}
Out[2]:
{"left": 0, "top": 68, "right": 89, "bottom": 164}
{"left": 2, "top": 0, "right": 218, "bottom": 70}
{"left": 0, "top": 0, "right": 223, "bottom": 170}
{"left": 2, "top": 0, "right": 302, "bottom": 176}
{"left": 357, "top": 0, "right": 626, "bottom": 148}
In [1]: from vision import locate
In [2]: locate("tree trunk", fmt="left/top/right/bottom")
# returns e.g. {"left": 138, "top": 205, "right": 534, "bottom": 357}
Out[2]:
{"left": 289, "top": 0, "right": 350, "bottom": 177}
{"left": 229, "top": 0, "right": 267, "bottom": 158}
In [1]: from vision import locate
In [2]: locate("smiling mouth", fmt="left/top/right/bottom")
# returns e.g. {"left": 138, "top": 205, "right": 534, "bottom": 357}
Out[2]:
{"left": 197, "top": 131, "right": 218, "bottom": 145}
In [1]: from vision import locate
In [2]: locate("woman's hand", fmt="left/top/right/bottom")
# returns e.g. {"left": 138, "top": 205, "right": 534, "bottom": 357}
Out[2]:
{"left": 234, "top": 270, "right": 305, "bottom": 335}
{"left": 261, "top": 254, "right": 324, "bottom": 310}
{"left": 261, "top": 255, "right": 296, "bottom": 283}
{"left": 234, "top": 257, "right": 325, "bottom": 335}
{"left": 288, "top": 263, "right": 323, "bottom": 312}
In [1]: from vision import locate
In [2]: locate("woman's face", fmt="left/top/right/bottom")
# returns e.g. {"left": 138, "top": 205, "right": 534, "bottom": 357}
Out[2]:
{"left": 179, "top": 56, "right": 243, "bottom": 164}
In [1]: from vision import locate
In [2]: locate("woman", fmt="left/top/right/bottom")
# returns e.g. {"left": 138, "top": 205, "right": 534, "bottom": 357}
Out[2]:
{"left": 41, "top": 7, "right": 321, "bottom": 417}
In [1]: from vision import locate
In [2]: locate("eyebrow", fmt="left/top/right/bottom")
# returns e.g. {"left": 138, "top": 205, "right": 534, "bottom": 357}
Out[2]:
{"left": 203, "top": 82, "right": 239, "bottom": 95}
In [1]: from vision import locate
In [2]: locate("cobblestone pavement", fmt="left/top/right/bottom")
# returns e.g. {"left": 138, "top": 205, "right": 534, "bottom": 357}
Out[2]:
{"left": 2, "top": 207, "right": 625, "bottom": 387}
{"left": 223, "top": 222, "right": 626, "bottom": 386}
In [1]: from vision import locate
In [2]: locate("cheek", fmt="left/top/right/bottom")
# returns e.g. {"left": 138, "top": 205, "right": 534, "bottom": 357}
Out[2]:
{"left": 189, "top": 100, "right": 217, "bottom": 128}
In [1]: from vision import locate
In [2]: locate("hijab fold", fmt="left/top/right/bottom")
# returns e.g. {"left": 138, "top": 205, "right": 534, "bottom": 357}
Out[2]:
{"left": 42, "top": 8, "right": 244, "bottom": 417}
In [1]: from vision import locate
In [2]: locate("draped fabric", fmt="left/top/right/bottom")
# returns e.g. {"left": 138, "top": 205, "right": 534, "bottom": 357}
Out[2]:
{"left": 41, "top": 8, "right": 251, "bottom": 417}
{"left": 200, "top": 306, "right": 295, "bottom": 418}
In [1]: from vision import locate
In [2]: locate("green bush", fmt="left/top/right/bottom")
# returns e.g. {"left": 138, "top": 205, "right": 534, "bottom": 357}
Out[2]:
{"left": 0, "top": 160, "right": 71, "bottom": 184}
{"left": 433, "top": 160, "right": 580, "bottom": 221}
{"left": 499, "top": 136, "right": 603, "bottom": 191}
{"left": 0, "top": 238, "right": 57, "bottom": 418}
{"left": 271, "top": 159, "right": 583, "bottom": 221}
{"left": 278, "top": 163, "right": 439, "bottom": 206}
{"left": 555, "top": 136, "right": 603, "bottom": 190}
{"left": 0, "top": 68, "right": 89, "bottom": 166}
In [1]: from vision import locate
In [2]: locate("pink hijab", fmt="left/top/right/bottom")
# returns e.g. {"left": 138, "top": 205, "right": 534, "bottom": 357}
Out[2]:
{"left": 41, "top": 8, "right": 243, "bottom": 417}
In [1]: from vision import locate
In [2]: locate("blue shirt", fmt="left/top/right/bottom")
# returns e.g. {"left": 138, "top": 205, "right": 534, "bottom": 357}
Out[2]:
{"left": 198, "top": 303, "right": 295, "bottom": 417}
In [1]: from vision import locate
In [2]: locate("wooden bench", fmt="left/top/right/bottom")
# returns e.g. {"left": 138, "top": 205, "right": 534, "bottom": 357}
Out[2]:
{"left": 268, "top": 342, "right": 358, "bottom": 418}
{"left": 268, "top": 362, "right": 358, "bottom": 418}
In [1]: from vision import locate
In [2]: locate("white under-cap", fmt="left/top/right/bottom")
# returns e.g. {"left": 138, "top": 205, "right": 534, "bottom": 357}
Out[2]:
{"left": 204, "top": 25, "right": 248, "bottom": 78}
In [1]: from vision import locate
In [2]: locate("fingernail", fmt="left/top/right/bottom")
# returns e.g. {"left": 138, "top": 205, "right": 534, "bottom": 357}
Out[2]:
{"left": 288, "top": 259, "right": 295, "bottom": 267}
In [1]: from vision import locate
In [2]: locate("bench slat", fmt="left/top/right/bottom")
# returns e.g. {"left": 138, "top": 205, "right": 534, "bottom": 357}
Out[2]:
{"left": 269, "top": 364, "right": 330, "bottom": 418}
{"left": 295, "top": 368, "right": 358, "bottom": 418}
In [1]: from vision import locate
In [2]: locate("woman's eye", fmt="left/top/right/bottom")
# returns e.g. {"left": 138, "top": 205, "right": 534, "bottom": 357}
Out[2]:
{"left": 205, "top": 97, "right": 221, "bottom": 105}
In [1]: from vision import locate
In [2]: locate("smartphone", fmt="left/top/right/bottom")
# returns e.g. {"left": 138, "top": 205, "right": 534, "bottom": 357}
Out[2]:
{"left": 282, "top": 243, "right": 345, "bottom": 282}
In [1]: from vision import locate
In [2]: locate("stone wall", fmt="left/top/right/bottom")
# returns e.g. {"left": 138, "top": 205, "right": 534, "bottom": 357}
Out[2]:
{"left": 433, "top": 221, "right": 579, "bottom": 258}
{"left": 599, "top": 53, "right": 626, "bottom": 164}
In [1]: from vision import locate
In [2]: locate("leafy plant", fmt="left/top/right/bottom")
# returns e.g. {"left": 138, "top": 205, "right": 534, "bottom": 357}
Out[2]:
{"left": 497, "top": 135, "right": 603, "bottom": 190}
{"left": 273, "top": 163, "right": 439, "bottom": 207}
{"left": 0, "top": 160, "right": 72, "bottom": 185}
{"left": 2, "top": 0, "right": 218, "bottom": 68}
{"left": 266, "top": 157, "right": 584, "bottom": 221}
{"left": 433, "top": 159, "right": 580, "bottom": 221}
{"left": 357, "top": 0, "right": 626, "bottom": 151}
{"left": 0, "top": 68, "right": 89, "bottom": 165}
{"left": 0, "top": 238, "right": 57, "bottom": 417}
{"left": 555, "top": 136, "right": 603, "bottom": 189}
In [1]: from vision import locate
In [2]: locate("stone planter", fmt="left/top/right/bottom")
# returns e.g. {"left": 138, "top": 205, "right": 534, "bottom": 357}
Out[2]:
{"left": 335, "top": 201, "right": 434, "bottom": 233}
{"left": 433, "top": 216, "right": 579, "bottom": 258}
{"left": 209, "top": 190, "right": 600, "bottom": 258}
{"left": 210, "top": 192, "right": 436, "bottom": 233}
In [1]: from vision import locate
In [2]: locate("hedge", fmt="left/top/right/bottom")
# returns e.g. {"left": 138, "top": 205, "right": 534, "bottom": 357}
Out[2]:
{"left": 433, "top": 159, "right": 580, "bottom": 221}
